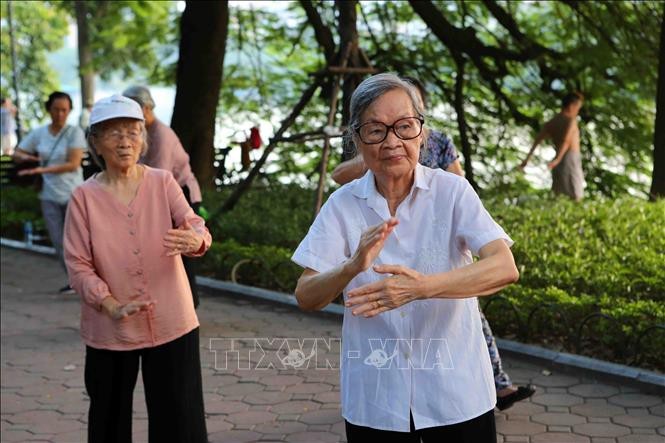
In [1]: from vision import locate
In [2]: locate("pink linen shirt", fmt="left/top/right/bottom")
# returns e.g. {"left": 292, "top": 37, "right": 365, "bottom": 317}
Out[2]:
{"left": 63, "top": 166, "right": 212, "bottom": 351}
{"left": 141, "top": 119, "right": 203, "bottom": 203}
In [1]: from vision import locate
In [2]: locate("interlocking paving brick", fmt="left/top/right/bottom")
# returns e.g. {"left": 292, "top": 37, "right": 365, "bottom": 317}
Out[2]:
{"left": 226, "top": 410, "right": 277, "bottom": 425}
{"left": 609, "top": 394, "right": 663, "bottom": 408}
{"left": 532, "top": 432, "right": 590, "bottom": 442}
{"left": 259, "top": 374, "right": 305, "bottom": 387}
{"left": 253, "top": 420, "right": 307, "bottom": 435}
{"left": 205, "top": 400, "right": 249, "bottom": 415}
{"left": 548, "top": 425, "right": 572, "bottom": 432}
{"left": 287, "top": 431, "right": 341, "bottom": 442}
{"left": 205, "top": 419, "right": 234, "bottom": 433}
{"left": 313, "top": 390, "right": 341, "bottom": 404}
{"left": 299, "top": 409, "right": 343, "bottom": 425}
{"left": 207, "top": 430, "right": 262, "bottom": 442}
{"left": 632, "top": 427, "right": 657, "bottom": 434}
{"left": 574, "top": 422, "right": 631, "bottom": 438}
{"left": 617, "top": 435, "right": 665, "bottom": 443}
{"left": 243, "top": 391, "right": 292, "bottom": 405}
{"left": 220, "top": 382, "right": 265, "bottom": 396}
{"left": 532, "top": 412, "right": 587, "bottom": 426}
{"left": 0, "top": 430, "right": 35, "bottom": 443}
{"left": 613, "top": 414, "right": 665, "bottom": 428}
{"left": 572, "top": 401, "right": 627, "bottom": 417}
{"left": 272, "top": 400, "right": 320, "bottom": 414}
{"left": 499, "top": 400, "right": 546, "bottom": 416}
{"left": 532, "top": 393, "right": 584, "bottom": 407}
{"left": 0, "top": 392, "right": 39, "bottom": 414}
{"left": 569, "top": 383, "right": 621, "bottom": 398}
{"left": 532, "top": 374, "right": 581, "bottom": 387}
{"left": 546, "top": 405, "right": 572, "bottom": 413}
{"left": 496, "top": 419, "right": 546, "bottom": 435}
{"left": 285, "top": 382, "right": 334, "bottom": 394}
{"left": 650, "top": 404, "right": 665, "bottom": 417}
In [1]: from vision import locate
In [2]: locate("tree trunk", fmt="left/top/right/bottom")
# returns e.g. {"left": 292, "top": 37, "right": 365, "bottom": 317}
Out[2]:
{"left": 171, "top": 1, "right": 229, "bottom": 189}
{"left": 337, "top": 0, "right": 361, "bottom": 130}
{"left": 75, "top": 1, "right": 94, "bottom": 109}
{"left": 650, "top": 7, "right": 665, "bottom": 200}
{"left": 453, "top": 57, "right": 478, "bottom": 191}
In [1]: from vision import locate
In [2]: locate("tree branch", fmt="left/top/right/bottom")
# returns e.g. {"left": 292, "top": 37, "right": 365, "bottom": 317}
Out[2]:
{"left": 299, "top": 0, "right": 335, "bottom": 62}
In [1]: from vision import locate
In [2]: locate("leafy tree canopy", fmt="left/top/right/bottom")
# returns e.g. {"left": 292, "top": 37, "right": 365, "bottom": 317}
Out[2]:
{"left": 0, "top": 1, "right": 69, "bottom": 124}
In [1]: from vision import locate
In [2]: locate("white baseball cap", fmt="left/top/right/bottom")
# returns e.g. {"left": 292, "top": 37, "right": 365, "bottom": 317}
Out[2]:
{"left": 89, "top": 94, "right": 145, "bottom": 126}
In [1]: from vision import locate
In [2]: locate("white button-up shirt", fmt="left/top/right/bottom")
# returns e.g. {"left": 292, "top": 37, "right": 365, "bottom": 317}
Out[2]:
{"left": 292, "top": 164, "right": 513, "bottom": 431}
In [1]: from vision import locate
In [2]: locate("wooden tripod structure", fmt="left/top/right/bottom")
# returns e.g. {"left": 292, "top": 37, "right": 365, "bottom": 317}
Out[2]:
{"left": 213, "top": 42, "right": 375, "bottom": 219}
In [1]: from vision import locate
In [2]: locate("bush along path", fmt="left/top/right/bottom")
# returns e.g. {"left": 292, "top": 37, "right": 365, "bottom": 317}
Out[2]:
{"left": 2, "top": 184, "right": 664, "bottom": 371}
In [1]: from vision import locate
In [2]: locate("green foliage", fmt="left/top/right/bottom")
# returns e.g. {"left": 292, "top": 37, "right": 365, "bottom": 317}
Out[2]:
{"left": 204, "top": 183, "right": 319, "bottom": 249}
{"left": 214, "top": 1, "right": 661, "bottom": 197}
{"left": 198, "top": 239, "right": 300, "bottom": 293}
{"left": 0, "top": 1, "right": 69, "bottom": 124}
{"left": 1, "top": 183, "right": 663, "bottom": 368}
{"left": 195, "top": 185, "right": 662, "bottom": 369}
{"left": 0, "top": 186, "right": 44, "bottom": 238}
{"left": 358, "top": 0, "right": 661, "bottom": 197}
{"left": 54, "top": 0, "right": 178, "bottom": 84}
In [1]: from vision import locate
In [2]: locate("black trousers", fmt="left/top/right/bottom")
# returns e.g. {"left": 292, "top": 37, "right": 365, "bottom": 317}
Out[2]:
{"left": 182, "top": 185, "right": 200, "bottom": 309}
{"left": 85, "top": 328, "right": 207, "bottom": 443}
{"left": 345, "top": 409, "right": 496, "bottom": 443}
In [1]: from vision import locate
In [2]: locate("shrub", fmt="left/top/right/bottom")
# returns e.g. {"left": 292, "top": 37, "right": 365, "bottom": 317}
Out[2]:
{"left": 2, "top": 184, "right": 663, "bottom": 370}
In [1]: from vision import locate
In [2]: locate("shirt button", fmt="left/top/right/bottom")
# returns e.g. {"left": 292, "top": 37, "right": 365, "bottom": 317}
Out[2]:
{"left": 400, "top": 312, "right": 406, "bottom": 318}
{"left": 128, "top": 212, "right": 133, "bottom": 218}
{"left": 133, "top": 249, "right": 140, "bottom": 255}
{"left": 129, "top": 230, "right": 135, "bottom": 236}
{"left": 139, "top": 288, "right": 145, "bottom": 294}
{"left": 136, "top": 269, "right": 143, "bottom": 275}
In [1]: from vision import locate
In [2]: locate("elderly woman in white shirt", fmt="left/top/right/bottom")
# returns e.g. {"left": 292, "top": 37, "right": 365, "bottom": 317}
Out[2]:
{"left": 292, "top": 73, "right": 519, "bottom": 442}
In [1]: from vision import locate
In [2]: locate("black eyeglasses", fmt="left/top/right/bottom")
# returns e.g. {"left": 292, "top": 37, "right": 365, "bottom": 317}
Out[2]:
{"left": 354, "top": 116, "right": 425, "bottom": 144}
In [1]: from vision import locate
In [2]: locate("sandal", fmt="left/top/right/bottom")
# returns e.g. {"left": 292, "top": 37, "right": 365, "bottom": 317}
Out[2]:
{"left": 496, "top": 384, "right": 536, "bottom": 411}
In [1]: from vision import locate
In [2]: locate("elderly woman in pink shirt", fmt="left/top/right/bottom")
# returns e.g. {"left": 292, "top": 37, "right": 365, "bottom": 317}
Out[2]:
{"left": 63, "top": 95, "right": 210, "bottom": 443}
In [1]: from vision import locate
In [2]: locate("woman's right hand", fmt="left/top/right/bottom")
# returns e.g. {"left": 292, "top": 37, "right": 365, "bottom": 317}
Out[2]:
{"left": 13, "top": 151, "right": 40, "bottom": 163}
{"left": 349, "top": 217, "right": 398, "bottom": 274}
{"left": 101, "top": 296, "right": 154, "bottom": 320}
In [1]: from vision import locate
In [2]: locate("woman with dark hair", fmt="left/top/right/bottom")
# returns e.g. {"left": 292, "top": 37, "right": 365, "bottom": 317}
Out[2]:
{"left": 13, "top": 91, "right": 86, "bottom": 293}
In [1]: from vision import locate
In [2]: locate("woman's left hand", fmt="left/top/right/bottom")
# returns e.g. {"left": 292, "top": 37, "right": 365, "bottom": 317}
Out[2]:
{"left": 17, "top": 167, "right": 42, "bottom": 176}
{"left": 163, "top": 220, "right": 203, "bottom": 256}
{"left": 345, "top": 264, "right": 425, "bottom": 318}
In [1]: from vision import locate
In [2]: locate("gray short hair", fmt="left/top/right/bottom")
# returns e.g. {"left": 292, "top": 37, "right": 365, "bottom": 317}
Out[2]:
{"left": 343, "top": 73, "right": 426, "bottom": 157}
{"left": 122, "top": 85, "right": 155, "bottom": 109}
{"left": 87, "top": 121, "right": 148, "bottom": 170}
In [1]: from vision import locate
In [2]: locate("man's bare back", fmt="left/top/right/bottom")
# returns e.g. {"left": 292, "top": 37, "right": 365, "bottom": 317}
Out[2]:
{"left": 544, "top": 113, "right": 580, "bottom": 156}
{"left": 519, "top": 92, "right": 585, "bottom": 200}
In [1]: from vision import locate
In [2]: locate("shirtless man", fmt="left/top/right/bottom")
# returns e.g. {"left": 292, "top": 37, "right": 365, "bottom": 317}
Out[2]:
{"left": 519, "top": 92, "right": 585, "bottom": 201}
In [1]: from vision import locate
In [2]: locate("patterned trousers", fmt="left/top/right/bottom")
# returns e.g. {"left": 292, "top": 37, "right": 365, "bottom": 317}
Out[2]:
{"left": 481, "top": 309, "right": 513, "bottom": 391}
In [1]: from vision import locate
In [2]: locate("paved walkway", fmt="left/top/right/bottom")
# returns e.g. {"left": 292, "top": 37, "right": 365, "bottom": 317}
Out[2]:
{"left": 1, "top": 247, "right": 664, "bottom": 443}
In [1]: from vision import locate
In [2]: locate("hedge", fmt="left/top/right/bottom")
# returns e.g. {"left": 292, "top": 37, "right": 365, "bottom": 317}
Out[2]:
{"left": 1, "top": 184, "right": 663, "bottom": 370}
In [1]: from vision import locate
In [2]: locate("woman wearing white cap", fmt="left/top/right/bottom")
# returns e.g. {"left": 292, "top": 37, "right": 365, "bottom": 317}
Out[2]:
{"left": 63, "top": 94, "right": 210, "bottom": 442}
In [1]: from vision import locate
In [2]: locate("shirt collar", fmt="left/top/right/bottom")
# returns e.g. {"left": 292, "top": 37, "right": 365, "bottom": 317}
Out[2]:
{"left": 350, "top": 163, "right": 430, "bottom": 201}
